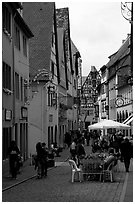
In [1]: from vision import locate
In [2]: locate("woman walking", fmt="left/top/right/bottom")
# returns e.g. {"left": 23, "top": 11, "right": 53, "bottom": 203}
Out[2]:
{"left": 8, "top": 140, "right": 20, "bottom": 179}
{"left": 35, "top": 142, "right": 46, "bottom": 178}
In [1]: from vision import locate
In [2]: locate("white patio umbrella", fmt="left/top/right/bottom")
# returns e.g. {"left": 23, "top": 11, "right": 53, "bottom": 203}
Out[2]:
{"left": 88, "top": 119, "right": 130, "bottom": 131}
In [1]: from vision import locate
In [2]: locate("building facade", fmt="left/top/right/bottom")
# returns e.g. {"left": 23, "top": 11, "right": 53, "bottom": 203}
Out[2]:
{"left": 56, "top": 7, "right": 81, "bottom": 140}
{"left": 97, "top": 65, "right": 108, "bottom": 121}
{"left": 23, "top": 2, "right": 60, "bottom": 155}
{"left": 107, "top": 35, "right": 133, "bottom": 136}
{"left": 2, "top": 2, "right": 33, "bottom": 160}
{"left": 97, "top": 35, "right": 133, "bottom": 136}
{"left": 80, "top": 66, "right": 101, "bottom": 130}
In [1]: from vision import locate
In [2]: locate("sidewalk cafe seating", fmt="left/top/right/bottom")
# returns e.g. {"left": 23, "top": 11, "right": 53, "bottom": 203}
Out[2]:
{"left": 80, "top": 156, "right": 104, "bottom": 181}
{"left": 69, "top": 159, "right": 82, "bottom": 183}
{"left": 80, "top": 152, "right": 118, "bottom": 182}
{"left": 102, "top": 160, "right": 115, "bottom": 182}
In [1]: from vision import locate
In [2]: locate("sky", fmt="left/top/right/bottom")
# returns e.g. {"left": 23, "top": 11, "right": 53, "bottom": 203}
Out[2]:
{"left": 55, "top": 0, "right": 131, "bottom": 76}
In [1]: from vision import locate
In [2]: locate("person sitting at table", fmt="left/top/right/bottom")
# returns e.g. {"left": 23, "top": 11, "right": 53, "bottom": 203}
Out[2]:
{"left": 76, "top": 138, "right": 86, "bottom": 167}
{"left": 92, "top": 140, "right": 101, "bottom": 153}
{"left": 70, "top": 139, "right": 77, "bottom": 162}
{"left": 103, "top": 148, "right": 117, "bottom": 170}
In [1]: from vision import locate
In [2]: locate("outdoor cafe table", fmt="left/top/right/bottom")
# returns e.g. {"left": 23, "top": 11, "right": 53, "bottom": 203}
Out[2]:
{"left": 80, "top": 155, "right": 106, "bottom": 181}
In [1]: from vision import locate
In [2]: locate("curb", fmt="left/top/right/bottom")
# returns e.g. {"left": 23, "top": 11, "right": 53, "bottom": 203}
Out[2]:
{"left": 119, "top": 172, "right": 129, "bottom": 202}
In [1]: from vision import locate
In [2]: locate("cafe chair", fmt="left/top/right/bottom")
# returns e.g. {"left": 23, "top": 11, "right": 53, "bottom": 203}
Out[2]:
{"left": 69, "top": 159, "right": 82, "bottom": 183}
{"left": 102, "top": 161, "right": 115, "bottom": 182}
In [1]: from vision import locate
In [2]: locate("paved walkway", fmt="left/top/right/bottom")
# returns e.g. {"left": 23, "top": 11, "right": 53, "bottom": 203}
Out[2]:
{"left": 2, "top": 145, "right": 133, "bottom": 202}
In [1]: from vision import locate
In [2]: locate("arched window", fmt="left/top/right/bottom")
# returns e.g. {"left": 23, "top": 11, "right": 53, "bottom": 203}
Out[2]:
{"left": 126, "top": 110, "right": 128, "bottom": 119}
{"left": 119, "top": 111, "right": 122, "bottom": 123}
{"left": 117, "top": 112, "right": 119, "bottom": 122}
{"left": 122, "top": 111, "right": 125, "bottom": 122}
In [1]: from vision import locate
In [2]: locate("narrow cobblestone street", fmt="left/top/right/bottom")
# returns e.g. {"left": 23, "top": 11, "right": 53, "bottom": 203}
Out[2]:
{"left": 2, "top": 146, "right": 133, "bottom": 202}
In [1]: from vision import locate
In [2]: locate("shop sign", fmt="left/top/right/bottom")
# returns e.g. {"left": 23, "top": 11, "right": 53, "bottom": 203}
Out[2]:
{"left": 115, "top": 97, "right": 124, "bottom": 107}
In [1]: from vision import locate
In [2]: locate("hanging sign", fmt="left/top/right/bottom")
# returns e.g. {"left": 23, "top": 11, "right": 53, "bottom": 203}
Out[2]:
{"left": 115, "top": 97, "right": 124, "bottom": 107}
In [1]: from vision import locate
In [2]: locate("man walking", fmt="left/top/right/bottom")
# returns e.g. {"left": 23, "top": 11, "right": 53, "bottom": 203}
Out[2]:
{"left": 42, "top": 142, "right": 48, "bottom": 177}
{"left": 120, "top": 137, "right": 133, "bottom": 172}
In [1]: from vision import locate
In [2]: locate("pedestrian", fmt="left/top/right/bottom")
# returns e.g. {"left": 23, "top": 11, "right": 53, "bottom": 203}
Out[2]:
{"left": 120, "top": 137, "right": 133, "bottom": 172}
{"left": 35, "top": 142, "right": 45, "bottom": 179}
{"left": 7, "top": 140, "right": 20, "bottom": 179}
{"left": 70, "top": 139, "right": 77, "bottom": 162}
{"left": 86, "top": 132, "right": 90, "bottom": 146}
{"left": 51, "top": 142, "right": 60, "bottom": 157}
{"left": 64, "top": 132, "right": 71, "bottom": 148}
{"left": 42, "top": 142, "right": 48, "bottom": 177}
{"left": 76, "top": 138, "right": 86, "bottom": 167}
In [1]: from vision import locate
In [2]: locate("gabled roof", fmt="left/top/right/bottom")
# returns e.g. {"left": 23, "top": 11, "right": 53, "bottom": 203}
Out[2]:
{"left": 56, "top": 8, "right": 73, "bottom": 74}
{"left": 7, "top": 2, "right": 23, "bottom": 10}
{"left": 57, "top": 28, "right": 67, "bottom": 89}
{"left": 3, "top": 2, "right": 33, "bottom": 38}
{"left": 71, "top": 40, "right": 81, "bottom": 76}
{"left": 23, "top": 2, "right": 55, "bottom": 79}
{"left": 107, "top": 36, "right": 130, "bottom": 68}
{"left": 14, "top": 12, "right": 34, "bottom": 38}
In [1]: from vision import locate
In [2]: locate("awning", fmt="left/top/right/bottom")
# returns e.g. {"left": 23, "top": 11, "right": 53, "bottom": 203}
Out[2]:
{"left": 88, "top": 119, "right": 130, "bottom": 130}
{"left": 123, "top": 114, "right": 133, "bottom": 125}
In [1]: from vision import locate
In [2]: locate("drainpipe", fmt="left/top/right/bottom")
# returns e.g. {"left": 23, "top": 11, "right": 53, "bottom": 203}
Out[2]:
{"left": 12, "top": 13, "right": 16, "bottom": 140}
{"left": 115, "top": 73, "right": 118, "bottom": 121}
{"left": 41, "top": 85, "right": 43, "bottom": 142}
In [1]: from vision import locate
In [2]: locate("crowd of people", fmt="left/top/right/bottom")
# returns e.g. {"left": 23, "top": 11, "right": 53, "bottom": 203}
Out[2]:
{"left": 7, "top": 129, "right": 133, "bottom": 180}
{"left": 67, "top": 129, "right": 133, "bottom": 173}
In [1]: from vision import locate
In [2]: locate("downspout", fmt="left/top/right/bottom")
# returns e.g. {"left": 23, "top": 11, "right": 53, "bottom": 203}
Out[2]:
{"left": 41, "top": 85, "right": 43, "bottom": 141}
{"left": 12, "top": 12, "right": 16, "bottom": 140}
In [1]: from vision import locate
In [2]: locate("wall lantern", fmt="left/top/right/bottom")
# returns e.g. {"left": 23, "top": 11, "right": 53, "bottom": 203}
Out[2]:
{"left": 5, "top": 109, "right": 12, "bottom": 121}
{"left": 21, "top": 107, "right": 28, "bottom": 119}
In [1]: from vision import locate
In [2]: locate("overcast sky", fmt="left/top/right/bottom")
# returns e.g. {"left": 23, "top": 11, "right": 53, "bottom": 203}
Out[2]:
{"left": 55, "top": 0, "right": 131, "bottom": 76}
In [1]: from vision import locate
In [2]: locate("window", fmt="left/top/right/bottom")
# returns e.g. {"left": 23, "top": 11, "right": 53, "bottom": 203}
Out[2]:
{"left": 15, "top": 72, "right": 19, "bottom": 99}
{"left": 24, "top": 79, "right": 28, "bottom": 102}
{"left": 122, "top": 110, "right": 126, "bottom": 122}
{"left": 23, "top": 35, "right": 27, "bottom": 56}
{"left": 117, "top": 112, "right": 119, "bottom": 122}
{"left": 92, "top": 79, "right": 96, "bottom": 88}
{"left": 3, "top": 5, "right": 11, "bottom": 34}
{"left": 74, "top": 79, "right": 76, "bottom": 89}
{"left": 3, "top": 62, "right": 11, "bottom": 90}
{"left": 101, "top": 100, "right": 106, "bottom": 113}
{"left": 119, "top": 111, "right": 122, "bottom": 123}
{"left": 20, "top": 77, "right": 23, "bottom": 101}
{"left": 101, "top": 84, "right": 105, "bottom": 94}
{"left": 126, "top": 110, "right": 128, "bottom": 119}
{"left": 52, "top": 33, "right": 54, "bottom": 47}
{"left": 48, "top": 92, "right": 53, "bottom": 107}
{"left": 15, "top": 25, "right": 20, "bottom": 50}
{"left": 51, "top": 61, "right": 54, "bottom": 77}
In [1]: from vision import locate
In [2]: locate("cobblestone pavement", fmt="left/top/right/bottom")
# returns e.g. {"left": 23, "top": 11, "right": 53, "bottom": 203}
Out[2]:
{"left": 2, "top": 144, "right": 133, "bottom": 202}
